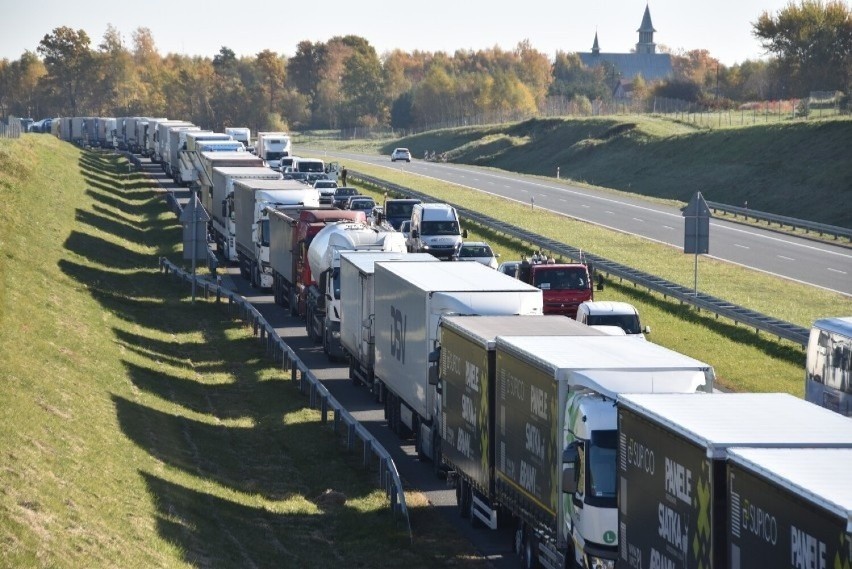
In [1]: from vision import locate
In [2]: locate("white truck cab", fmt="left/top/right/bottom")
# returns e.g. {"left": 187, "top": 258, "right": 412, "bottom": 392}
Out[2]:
{"left": 575, "top": 301, "right": 649, "bottom": 338}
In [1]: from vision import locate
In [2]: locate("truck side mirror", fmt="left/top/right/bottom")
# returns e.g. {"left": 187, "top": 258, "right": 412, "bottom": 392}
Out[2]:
{"left": 643, "top": 325, "right": 651, "bottom": 335}
{"left": 221, "top": 199, "right": 227, "bottom": 218}
{"left": 596, "top": 274, "right": 605, "bottom": 291}
{"left": 562, "top": 443, "right": 579, "bottom": 494}
{"left": 462, "top": 229, "right": 468, "bottom": 238}
{"left": 411, "top": 229, "right": 419, "bottom": 238}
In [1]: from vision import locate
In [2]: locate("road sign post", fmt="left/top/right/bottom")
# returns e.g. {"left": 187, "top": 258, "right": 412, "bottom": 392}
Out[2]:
{"left": 682, "top": 192, "right": 711, "bottom": 296}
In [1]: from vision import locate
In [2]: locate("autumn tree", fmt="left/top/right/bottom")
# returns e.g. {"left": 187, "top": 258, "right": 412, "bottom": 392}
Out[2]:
{"left": 37, "top": 26, "right": 95, "bottom": 115}
{"left": 753, "top": 0, "right": 852, "bottom": 95}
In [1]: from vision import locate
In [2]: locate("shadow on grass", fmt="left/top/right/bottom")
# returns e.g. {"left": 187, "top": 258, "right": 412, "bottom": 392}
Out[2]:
{"left": 140, "top": 471, "right": 413, "bottom": 567}
{"left": 608, "top": 279, "right": 805, "bottom": 366}
{"left": 74, "top": 210, "right": 149, "bottom": 243}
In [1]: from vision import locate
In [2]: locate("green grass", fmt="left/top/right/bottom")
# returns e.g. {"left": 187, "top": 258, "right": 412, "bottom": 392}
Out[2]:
{"left": 0, "top": 135, "right": 487, "bottom": 567}
{"left": 305, "top": 115, "right": 852, "bottom": 228}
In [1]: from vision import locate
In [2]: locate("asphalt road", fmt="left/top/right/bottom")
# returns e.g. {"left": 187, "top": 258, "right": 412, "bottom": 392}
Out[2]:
{"left": 310, "top": 149, "right": 852, "bottom": 296}
{"left": 143, "top": 159, "right": 517, "bottom": 568}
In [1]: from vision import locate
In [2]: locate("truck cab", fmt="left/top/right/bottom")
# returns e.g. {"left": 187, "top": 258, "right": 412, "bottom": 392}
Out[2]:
{"left": 518, "top": 262, "right": 594, "bottom": 317}
{"left": 409, "top": 203, "right": 465, "bottom": 259}
{"left": 383, "top": 198, "right": 421, "bottom": 230}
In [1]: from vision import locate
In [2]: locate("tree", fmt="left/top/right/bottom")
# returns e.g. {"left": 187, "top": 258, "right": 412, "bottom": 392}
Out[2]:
{"left": 255, "top": 49, "right": 287, "bottom": 116}
{"left": 753, "top": 0, "right": 852, "bottom": 95}
{"left": 37, "top": 26, "right": 95, "bottom": 115}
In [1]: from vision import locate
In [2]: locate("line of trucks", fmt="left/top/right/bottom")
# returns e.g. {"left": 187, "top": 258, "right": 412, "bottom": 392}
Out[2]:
{"left": 83, "top": 114, "right": 852, "bottom": 569}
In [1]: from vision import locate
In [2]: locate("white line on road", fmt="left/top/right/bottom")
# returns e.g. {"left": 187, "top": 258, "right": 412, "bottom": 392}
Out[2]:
{"left": 777, "top": 255, "right": 795, "bottom": 261}
{"left": 632, "top": 217, "right": 644, "bottom": 222}
{"left": 605, "top": 210, "right": 614, "bottom": 214}
{"left": 828, "top": 268, "right": 848, "bottom": 274}
{"left": 662, "top": 225, "right": 674, "bottom": 230}
{"left": 734, "top": 244, "right": 750, "bottom": 249}
{"left": 581, "top": 204, "right": 590, "bottom": 208}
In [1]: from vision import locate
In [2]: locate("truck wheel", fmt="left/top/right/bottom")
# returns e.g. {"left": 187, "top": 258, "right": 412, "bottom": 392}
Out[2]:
{"left": 288, "top": 289, "right": 298, "bottom": 317}
{"left": 413, "top": 418, "right": 427, "bottom": 461}
{"left": 456, "top": 479, "right": 471, "bottom": 518}
{"left": 249, "top": 263, "right": 258, "bottom": 288}
{"left": 432, "top": 431, "right": 444, "bottom": 478}
{"left": 522, "top": 527, "right": 540, "bottom": 569}
{"left": 349, "top": 360, "right": 361, "bottom": 387}
{"left": 513, "top": 520, "right": 524, "bottom": 555}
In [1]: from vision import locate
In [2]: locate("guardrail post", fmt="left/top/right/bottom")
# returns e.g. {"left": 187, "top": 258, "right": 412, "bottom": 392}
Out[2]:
{"left": 347, "top": 423, "right": 355, "bottom": 451}
{"left": 363, "top": 438, "right": 371, "bottom": 468}
{"left": 320, "top": 396, "right": 328, "bottom": 424}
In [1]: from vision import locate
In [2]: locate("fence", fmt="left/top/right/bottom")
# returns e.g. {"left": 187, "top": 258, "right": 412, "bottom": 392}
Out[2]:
{"left": 0, "top": 122, "right": 22, "bottom": 139}
{"left": 352, "top": 171, "right": 812, "bottom": 346}
{"left": 706, "top": 201, "right": 852, "bottom": 243}
{"left": 157, "top": 257, "right": 412, "bottom": 538}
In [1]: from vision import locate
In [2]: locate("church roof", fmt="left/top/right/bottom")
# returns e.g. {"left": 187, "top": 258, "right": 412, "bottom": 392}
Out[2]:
{"left": 578, "top": 52, "right": 673, "bottom": 82}
{"left": 638, "top": 4, "right": 656, "bottom": 33}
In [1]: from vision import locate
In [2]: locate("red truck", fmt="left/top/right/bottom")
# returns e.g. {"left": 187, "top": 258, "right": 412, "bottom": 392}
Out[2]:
{"left": 268, "top": 208, "right": 365, "bottom": 316}
{"left": 516, "top": 260, "right": 594, "bottom": 317}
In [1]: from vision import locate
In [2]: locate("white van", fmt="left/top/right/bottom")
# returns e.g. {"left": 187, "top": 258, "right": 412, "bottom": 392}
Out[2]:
{"left": 408, "top": 203, "right": 466, "bottom": 259}
{"left": 575, "top": 301, "right": 650, "bottom": 338}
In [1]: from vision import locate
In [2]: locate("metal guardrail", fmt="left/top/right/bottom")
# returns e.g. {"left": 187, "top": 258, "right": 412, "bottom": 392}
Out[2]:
{"left": 157, "top": 257, "right": 411, "bottom": 537}
{"left": 706, "top": 200, "right": 852, "bottom": 242}
{"left": 352, "top": 171, "right": 812, "bottom": 346}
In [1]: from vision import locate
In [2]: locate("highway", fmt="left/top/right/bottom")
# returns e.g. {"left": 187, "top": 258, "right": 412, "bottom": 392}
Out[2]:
{"left": 309, "top": 149, "right": 852, "bottom": 296}
{"left": 145, "top": 160, "right": 517, "bottom": 568}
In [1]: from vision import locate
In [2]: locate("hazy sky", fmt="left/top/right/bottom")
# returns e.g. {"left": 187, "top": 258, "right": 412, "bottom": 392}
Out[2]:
{"left": 2, "top": 0, "right": 797, "bottom": 66}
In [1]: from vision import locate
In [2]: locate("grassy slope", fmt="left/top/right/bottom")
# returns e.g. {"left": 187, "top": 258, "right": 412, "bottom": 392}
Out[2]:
{"left": 0, "top": 135, "right": 484, "bottom": 567}
{"left": 383, "top": 116, "right": 852, "bottom": 227}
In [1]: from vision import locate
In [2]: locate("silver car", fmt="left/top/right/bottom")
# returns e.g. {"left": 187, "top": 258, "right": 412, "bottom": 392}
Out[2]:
{"left": 391, "top": 148, "right": 412, "bottom": 162}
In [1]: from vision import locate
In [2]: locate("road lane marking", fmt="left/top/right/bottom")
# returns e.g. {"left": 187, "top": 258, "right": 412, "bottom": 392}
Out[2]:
{"left": 734, "top": 244, "right": 750, "bottom": 249}
{"left": 777, "top": 255, "right": 795, "bottom": 261}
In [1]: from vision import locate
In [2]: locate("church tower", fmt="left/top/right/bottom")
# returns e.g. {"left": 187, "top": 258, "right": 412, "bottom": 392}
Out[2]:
{"left": 636, "top": 4, "right": 656, "bottom": 55}
{"left": 591, "top": 31, "right": 600, "bottom": 55}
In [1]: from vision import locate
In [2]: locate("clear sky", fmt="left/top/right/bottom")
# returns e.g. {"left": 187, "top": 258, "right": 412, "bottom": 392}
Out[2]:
{"left": 1, "top": 0, "right": 798, "bottom": 66}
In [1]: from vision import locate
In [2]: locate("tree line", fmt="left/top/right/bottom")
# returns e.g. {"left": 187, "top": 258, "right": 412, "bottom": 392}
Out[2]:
{"left": 1, "top": 0, "right": 849, "bottom": 132}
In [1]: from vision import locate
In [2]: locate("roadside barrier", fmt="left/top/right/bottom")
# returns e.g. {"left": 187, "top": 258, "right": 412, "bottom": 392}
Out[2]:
{"left": 157, "top": 257, "right": 412, "bottom": 539}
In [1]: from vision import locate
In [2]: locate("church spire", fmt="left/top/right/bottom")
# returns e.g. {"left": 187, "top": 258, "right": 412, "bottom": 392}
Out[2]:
{"left": 636, "top": 3, "right": 657, "bottom": 54}
{"left": 592, "top": 30, "right": 600, "bottom": 55}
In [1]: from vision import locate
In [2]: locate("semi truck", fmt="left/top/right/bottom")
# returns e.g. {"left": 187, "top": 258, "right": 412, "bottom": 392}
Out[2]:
{"left": 178, "top": 132, "right": 235, "bottom": 185}
{"left": 305, "top": 224, "right": 408, "bottom": 358}
{"left": 268, "top": 209, "right": 366, "bottom": 317}
{"left": 443, "top": 332, "right": 714, "bottom": 569}
{"left": 617, "top": 392, "right": 852, "bottom": 569}
{"left": 339, "top": 251, "right": 438, "bottom": 393}
{"left": 233, "top": 179, "right": 320, "bottom": 288}
{"left": 255, "top": 132, "right": 291, "bottom": 169}
{"left": 155, "top": 121, "right": 193, "bottom": 164}
{"left": 725, "top": 447, "right": 852, "bottom": 569}
{"left": 224, "top": 127, "right": 251, "bottom": 150}
{"left": 165, "top": 126, "right": 201, "bottom": 178}
{"left": 373, "top": 261, "right": 543, "bottom": 453}
{"left": 199, "top": 151, "right": 265, "bottom": 210}
{"left": 517, "top": 260, "right": 595, "bottom": 318}
{"left": 209, "top": 165, "right": 281, "bottom": 262}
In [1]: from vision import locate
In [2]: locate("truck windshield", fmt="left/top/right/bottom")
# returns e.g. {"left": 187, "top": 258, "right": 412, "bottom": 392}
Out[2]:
{"left": 265, "top": 151, "right": 285, "bottom": 161}
{"left": 386, "top": 202, "right": 415, "bottom": 218}
{"left": 298, "top": 162, "right": 324, "bottom": 173}
{"left": 588, "top": 430, "right": 617, "bottom": 499}
{"left": 533, "top": 267, "right": 588, "bottom": 291}
{"left": 421, "top": 220, "right": 460, "bottom": 236}
{"left": 586, "top": 315, "right": 642, "bottom": 335}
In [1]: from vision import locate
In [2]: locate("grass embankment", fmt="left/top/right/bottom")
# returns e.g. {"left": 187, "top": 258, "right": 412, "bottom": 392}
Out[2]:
{"left": 333, "top": 161, "right": 851, "bottom": 397}
{"left": 385, "top": 116, "right": 852, "bottom": 228}
{"left": 0, "top": 135, "right": 484, "bottom": 567}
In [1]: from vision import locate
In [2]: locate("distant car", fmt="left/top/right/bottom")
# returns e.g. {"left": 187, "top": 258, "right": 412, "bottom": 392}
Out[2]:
{"left": 391, "top": 148, "right": 412, "bottom": 162}
{"left": 282, "top": 171, "right": 309, "bottom": 183}
{"left": 332, "top": 186, "right": 360, "bottom": 209}
{"left": 306, "top": 172, "right": 329, "bottom": 184}
{"left": 346, "top": 196, "right": 376, "bottom": 213}
{"left": 313, "top": 179, "right": 338, "bottom": 204}
{"left": 457, "top": 241, "right": 499, "bottom": 269}
{"left": 575, "top": 301, "right": 650, "bottom": 338}
{"left": 498, "top": 260, "right": 521, "bottom": 278}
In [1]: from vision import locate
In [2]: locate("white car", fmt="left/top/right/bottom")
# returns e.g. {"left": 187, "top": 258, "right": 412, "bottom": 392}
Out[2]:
{"left": 391, "top": 148, "right": 412, "bottom": 162}
{"left": 457, "top": 241, "right": 499, "bottom": 269}
{"left": 313, "top": 179, "right": 338, "bottom": 204}
{"left": 575, "top": 301, "right": 650, "bottom": 338}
